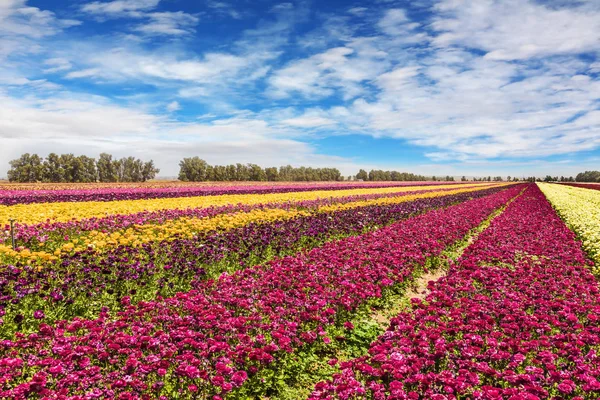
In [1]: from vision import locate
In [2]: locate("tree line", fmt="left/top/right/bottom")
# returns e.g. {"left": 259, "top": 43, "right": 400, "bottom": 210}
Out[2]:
{"left": 575, "top": 171, "right": 600, "bottom": 182}
{"left": 178, "top": 159, "right": 438, "bottom": 182}
{"left": 6, "top": 153, "right": 159, "bottom": 183}
{"left": 8, "top": 153, "right": 596, "bottom": 184}
{"left": 354, "top": 169, "right": 430, "bottom": 181}
{"left": 178, "top": 157, "right": 343, "bottom": 182}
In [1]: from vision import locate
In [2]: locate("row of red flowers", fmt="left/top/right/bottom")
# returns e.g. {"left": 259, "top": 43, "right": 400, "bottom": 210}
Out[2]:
{"left": 310, "top": 184, "right": 600, "bottom": 399}
{"left": 0, "top": 186, "right": 522, "bottom": 399}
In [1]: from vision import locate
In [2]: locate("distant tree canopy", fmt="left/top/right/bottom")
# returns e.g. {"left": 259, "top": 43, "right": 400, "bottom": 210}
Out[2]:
{"left": 6, "top": 153, "right": 159, "bottom": 183}
{"left": 559, "top": 176, "right": 575, "bottom": 182}
{"left": 576, "top": 171, "right": 600, "bottom": 182}
{"left": 178, "top": 157, "right": 343, "bottom": 182}
{"left": 358, "top": 169, "right": 430, "bottom": 181}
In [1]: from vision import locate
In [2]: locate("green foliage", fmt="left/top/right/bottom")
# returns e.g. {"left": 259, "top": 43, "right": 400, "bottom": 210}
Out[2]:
{"left": 355, "top": 169, "right": 368, "bottom": 181}
{"left": 177, "top": 158, "right": 343, "bottom": 182}
{"left": 7, "top": 153, "right": 44, "bottom": 183}
{"left": 575, "top": 170, "right": 600, "bottom": 182}
{"left": 7, "top": 153, "right": 159, "bottom": 183}
{"left": 363, "top": 169, "right": 428, "bottom": 181}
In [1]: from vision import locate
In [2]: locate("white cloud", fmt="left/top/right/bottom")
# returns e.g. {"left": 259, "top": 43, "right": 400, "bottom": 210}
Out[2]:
{"left": 262, "top": 0, "right": 600, "bottom": 163}
{"left": 347, "top": 7, "right": 368, "bottom": 16}
{"left": 267, "top": 42, "right": 389, "bottom": 99}
{"left": 43, "top": 57, "right": 72, "bottom": 73}
{"left": 0, "top": 0, "right": 80, "bottom": 39}
{"left": 206, "top": 1, "right": 244, "bottom": 19}
{"left": 377, "top": 8, "right": 429, "bottom": 43}
{"left": 431, "top": 0, "right": 600, "bottom": 60}
{"left": 166, "top": 101, "right": 180, "bottom": 112}
{"left": 376, "top": 66, "right": 421, "bottom": 91}
{"left": 81, "top": 0, "right": 160, "bottom": 18}
{"left": 66, "top": 49, "right": 255, "bottom": 82}
{"left": 0, "top": 91, "right": 356, "bottom": 177}
{"left": 378, "top": 9, "right": 417, "bottom": 35}
{"left": 81, "top": 1, "right": 198, "bottom": 37}
{"left": 282, "top": 115, "right": 336, "bottom": 128}
{"left": 270, "top": 3, "right": 294, "bottom": 13}
{"left": 337, "top": 52, "right": 600, "bottom": 159}
{"left": 65, "top": 68, "right": 103, "bottom": 79}
{"left": 133, "top": 11, "right": 199, "bottom": 36}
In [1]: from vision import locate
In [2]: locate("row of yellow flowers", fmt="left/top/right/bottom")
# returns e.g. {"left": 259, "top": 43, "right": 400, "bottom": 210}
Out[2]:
{"left": 0, "top": 184, "right": 505, "bottom": 263}
{"left": 0, "top": 183, "right": 482, "bottom": 226}
{"left": 538, "top": 183, "right": 600, "bottom": 273}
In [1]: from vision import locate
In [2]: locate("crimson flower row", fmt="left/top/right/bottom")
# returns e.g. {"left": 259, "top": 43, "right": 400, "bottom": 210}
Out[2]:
{"left": 0, "top": 186, "right": 522, "bottom": 399}
{"left": 311, "top": 184, "right": 599, "bottom": 399}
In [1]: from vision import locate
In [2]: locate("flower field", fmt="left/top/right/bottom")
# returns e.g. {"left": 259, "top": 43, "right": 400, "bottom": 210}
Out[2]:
{"left": 0, "top": 183, "right": 496, "bottom": 262}
{"left": 0, "top": 182, "right": 458, "bottom": 206}
{"left": 0, "top": 181, "right": 598, "bottom": 399}
{"left": 311, "top": 184, "right": 600, "bottom": 399}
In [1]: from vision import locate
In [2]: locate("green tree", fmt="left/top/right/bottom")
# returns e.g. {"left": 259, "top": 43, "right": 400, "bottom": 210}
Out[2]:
{"left": 43, "top": 153, "right": 65, "bottom": 182}
{"left": 212, "top": 165, "right": 228, "bottom": 181}
{"left": 78, "top": 155, "right": 97, "bottom": 182}
{"left": 248, "top": 164, "right": 266, "bottom": 181}
{"left": 178, "top": 157, "right": 210, "bottom": 181}
{"left": 141, "top": 160, "right": 159, "bottom": 181}
{"left": 355, "top": 169, "right": 368, "bottom": 181}
{"left": 97, "top": 153, "right": 118, "bottom": 182}
{"left": 7, "top": 153, "right": 44, "bottom": 182}
{"left": 575, "top": 171, "right": 600, "bottom": 182}
{"left": 225, "top": 165, "right": 237, "bottom": 181}
{"left": 265, "top": 167, "right": 279, "bottom": 181}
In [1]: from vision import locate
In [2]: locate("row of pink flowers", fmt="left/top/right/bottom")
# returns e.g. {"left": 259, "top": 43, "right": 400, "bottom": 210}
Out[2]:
{"left": 0, "top": 182, "right": 460, "bottom": 206}
{"left": 311, "top": 184, "right": 599, "bottom": 399}
{"left": 0, "top": 186, "right": 522, "bottom": 398}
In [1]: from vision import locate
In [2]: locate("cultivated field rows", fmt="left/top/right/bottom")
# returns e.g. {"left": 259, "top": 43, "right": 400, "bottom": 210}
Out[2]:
{"left": 0, "top": 181, "right": 598, "bottom": 399}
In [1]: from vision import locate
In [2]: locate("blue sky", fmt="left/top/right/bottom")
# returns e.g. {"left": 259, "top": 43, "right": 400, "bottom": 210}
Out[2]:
{"left": 1, "top": 0, "right": 599, "bottom": 178}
